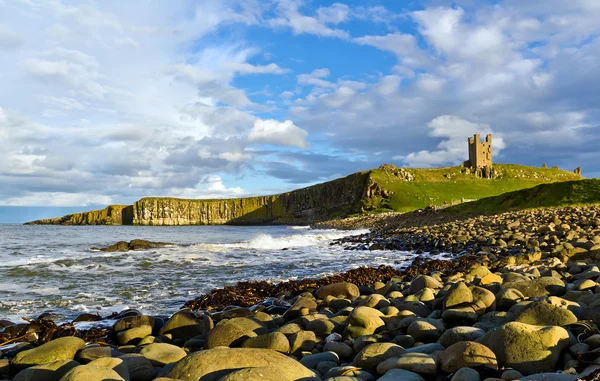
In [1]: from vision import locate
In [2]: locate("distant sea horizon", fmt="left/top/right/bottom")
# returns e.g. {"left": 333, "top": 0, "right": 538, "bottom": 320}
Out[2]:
{"left": 0, "top": 205, "right": 109, "bottom": 224}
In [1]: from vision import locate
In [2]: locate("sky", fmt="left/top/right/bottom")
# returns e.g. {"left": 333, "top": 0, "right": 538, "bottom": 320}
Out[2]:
{"left": 1, "top": 0, "right": 599, "bottom": 222}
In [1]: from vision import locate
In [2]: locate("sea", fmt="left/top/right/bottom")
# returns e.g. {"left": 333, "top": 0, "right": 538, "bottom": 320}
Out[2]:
{"left": 0, "top": 224, "right": 420, "bottom": 323}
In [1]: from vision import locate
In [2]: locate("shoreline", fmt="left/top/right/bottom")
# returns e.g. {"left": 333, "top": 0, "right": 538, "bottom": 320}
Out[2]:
{"left": 2, "top": 205, "right": 600, "bottom": 380}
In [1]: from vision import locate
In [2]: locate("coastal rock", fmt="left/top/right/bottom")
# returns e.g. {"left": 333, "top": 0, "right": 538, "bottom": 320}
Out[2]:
{"left": 500, "top": 277, "right": 566, "bottom": 298}
{"left": 315, "top": 283, "right": 360, "bottom": 301}
{"left": 12, "top": 337, "right": 86, "bottom": 371}
{"left": 75, "top": 346, "right": 122, "bottom": 364}
{"left": 58, "top": 366, "right": 126, "bottom": 381}
{"left": 440, "top": 341, "right": 498, "bottom": 373}
{"left": 477, "top": 322, "right": 570, "bottom": 375}
{"left": 378, "top": 369, "right": 425, "bottom": 381}
{"left": 241, "top": 332, "right": 290, "bottom": 353}
{"left": 439, "top": 327, "right": 486, "bottom": 348}
{"left": 323, "top": 341, "right": 354, "bottom": 360}
{"left": 206, "top": 320, "right": 259, "bottom": 349}
{"left": 411, "top": 275, "right": 443, "bottom": 294}
{"left": 86, "top": 358, "right": 130, "bottom": 381}
{"left": 139, "top": 343, "right": 186, "bottom": 367}
{"left": 444, "top": 282, "right": 473, "bottom": 309}
{"left": 407, "top": 318, "right": 445, "bottom": 343}
{"left": 300, "top": 352, "right": 339, "bottom": 369}
{"left": 376, "top": 352, "right": 437, "bottom": 375}
{"left": 451, "top": 367, "right": 481, "bottom": 381}
{"left": 98, "top": 240, "right": 172, "bottom": 252}
{"left": 496, "top": 289, "right": 526, "bottom": 311}
{"left": 113, "top": 315, "right": 155, "bottom": 333}
{"left": 167, "top": 348, "right": 317, "bottom": 381}
{"left": 119, "top": 354, "right": 156, "bottom": 381}
{"left": 13, "top": 360, "right": 79, "bottom": 381}
{"left": 352, "top": 343, "right": 406, "bottom": 372}
{"left": 343, "top": 306, "right": 385, "bottom": 339}
{"left": 514, "top": 301, "right": 578, "bottom": 326}
{"left": 117, "top": 325, "right": 153, "bottom": 345}
{"left": 289, "top": 330, "right": 319, "bottom": 354}
{"left": 158, "top": 310, "right": 213, "bottom": 341}
{"left": 218, "top": 366, "right": 297, "bottom": 381}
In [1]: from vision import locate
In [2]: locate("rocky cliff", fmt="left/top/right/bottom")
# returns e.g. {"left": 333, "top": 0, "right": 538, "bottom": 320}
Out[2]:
{"left": 26, "top": 171, "right": 371, "bottom": 226}
{"left": 25, "top": 205, "right": 133, "bottom": 225}
{"left": 25, "top": 164, "right": 583, "bottom": 226}
{"left": 133, "top": 171, "right": 371, "bottom": 225}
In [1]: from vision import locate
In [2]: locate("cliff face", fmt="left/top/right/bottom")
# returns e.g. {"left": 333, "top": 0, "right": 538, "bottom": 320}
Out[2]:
{"left": 133, "top": 171, "right": 370, "bottom": 225}
{"left": 26, "top": 163, "right": 583, "bottom": 226}
{"left": 25, "top": 205, "right": 133, "bottom": 225}
{"left": 25, "top": 171, "right": 371, "bottom": 226}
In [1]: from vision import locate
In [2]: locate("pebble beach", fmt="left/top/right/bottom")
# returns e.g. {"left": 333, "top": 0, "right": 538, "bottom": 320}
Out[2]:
{"left": 2, "top": 205, "right": 600, "bottom": 380}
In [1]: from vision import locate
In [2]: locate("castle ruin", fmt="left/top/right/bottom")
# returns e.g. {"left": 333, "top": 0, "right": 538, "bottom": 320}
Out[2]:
{"left": 463, "top": 133, "right": 492, "bottom": 169}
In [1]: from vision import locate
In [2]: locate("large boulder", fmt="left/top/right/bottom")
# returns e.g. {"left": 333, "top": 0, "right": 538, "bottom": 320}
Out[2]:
{"left": 477, "top": 322, "right": 570, "bottom": 375}
{"left": 378, "top": 369, "right": 426, "bottom": 381}
{"left": 58, "top": 366, "right": 125, "bottom": 381}
{"left": 440, "top": 341, "right": 498, "bottom": 373}
{"left": 514, "top": 301, "right": 578, "bottom": 326}
{"left": 376, "top": 353, "right": 437, "bottom": 375}
{"left": 167, "top": 348, "right": 318, "bottom": 381}
{"left": 343, "top": 306, "right": 385, "bottom": 339}
{"left": 119, "top": 354, "right": 155, "bottom": 381}
{"left": 443, "top": 282, "right": 473, "bottom": 310}
{"left": 218, "top": 366, "right": 299, "bottom": 381}
{"left": 352, "top": 343, "right": 406, "bottom": 373}
{"left": 12, "top": 337, "right": 86, "bottom": 371}
{"left": 241, "top": 332, "right": 290, "bottom": 353}
{"left": 315, "top": 283, "right": 360, "bottom": 301}
{"left": 407, "top": 319, "right": 444, "bottom": 343}
{"left": 411, "top": 275, "right": 443, "bottom": 294}
{"left": 439, "top": 327, "right": 486, "bottom": 348}
{"left": 206, "top": 318, "right": 266, "bottom": 349}
{"left": 13, "top": 360, "right": 79, "bottom": 381}
{"left": 500, "top": 277, "right": 565, "bottom": 298}
{"left": 139, "top": 343, "right": 186, "bottom": 366}
{"left": 86, "top": 358, "right": 129, "bottom": 381}
{"left": 158, "top": 310, "right": 213, "bottom": 341}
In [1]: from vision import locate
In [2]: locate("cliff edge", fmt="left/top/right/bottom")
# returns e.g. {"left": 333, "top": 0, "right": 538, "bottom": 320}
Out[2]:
{"left": 25, "top": 164, "right": 583, "bottom": 226}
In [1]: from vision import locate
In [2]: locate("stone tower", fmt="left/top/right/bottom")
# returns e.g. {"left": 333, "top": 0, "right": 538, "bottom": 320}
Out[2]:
{"left": 463, "top": 134, "right": 492, "bottom": 168}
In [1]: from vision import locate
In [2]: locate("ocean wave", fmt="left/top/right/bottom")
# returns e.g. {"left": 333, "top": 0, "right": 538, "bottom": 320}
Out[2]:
{"left": 287, "top": 225, "right": 311, "bottom": 230}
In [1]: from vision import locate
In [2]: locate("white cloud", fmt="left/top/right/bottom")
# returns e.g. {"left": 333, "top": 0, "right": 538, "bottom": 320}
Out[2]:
{"left": 248, "top": 119, "right": 309, "bottom": 149}
{"left": 170, "top": 175, "right": 246, "bottom": 199}
{"left": 0, "top": 192, "right": 114, "bottom": 207}
{"left": 268, "top": 0, "right": 349, "bottom": 38}
{"left": 354, "top": 33, "right": 431, "bottom": 68}
{"left": 316, "top": 3, "right": 350, "bottom": 24}
{"left": 297, "top": 68, "right": 336, "bottom": 88}
{"left": 416, "top": 73, "right": 446, "bottom": 92}
{"left": 226, "top": 62, "right": 290, "bottom": 75}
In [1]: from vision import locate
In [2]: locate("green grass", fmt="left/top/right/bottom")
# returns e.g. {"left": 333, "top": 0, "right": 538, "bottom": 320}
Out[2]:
{"left": 445, "top": 179, "right": 600, "bottom": 214}
{"left": 363, "top": 164, "right": 583, "bottom": 213}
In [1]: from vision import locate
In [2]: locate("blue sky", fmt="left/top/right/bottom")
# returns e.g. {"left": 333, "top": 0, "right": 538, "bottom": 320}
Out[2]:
{"left": 1, "top": 0, "right": 599, "bottom": 222}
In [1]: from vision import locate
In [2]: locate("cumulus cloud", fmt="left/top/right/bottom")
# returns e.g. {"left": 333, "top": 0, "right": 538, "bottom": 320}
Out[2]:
{"left": 248, "top": 119, "right": 309, "bottom": 149}
{"left": 171, "top": 175, "right": 246, "bottom": 199}
{"left": 2, "top": 0, "right": 600, "bottom": 208}
{"left": 297, "top": 68, "right": 336, "bottom": 88}
{"left": 226, "top": 62, "right": 290, "bottom": 75}
{"left": 268, "top": 0, "right": 350, "bottom": 38}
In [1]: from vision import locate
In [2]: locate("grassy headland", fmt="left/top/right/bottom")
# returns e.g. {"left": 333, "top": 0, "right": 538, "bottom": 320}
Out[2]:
{"left": 25, "top": 164, "right": 582, "bottom": 225}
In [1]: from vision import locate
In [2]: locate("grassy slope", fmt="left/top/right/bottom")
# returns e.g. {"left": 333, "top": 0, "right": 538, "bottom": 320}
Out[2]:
{"left": 364, "top": 164, "right": 582, "bottom": 213}
{"left": 445, "top": 178, "right": 600, "bottom": 214}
